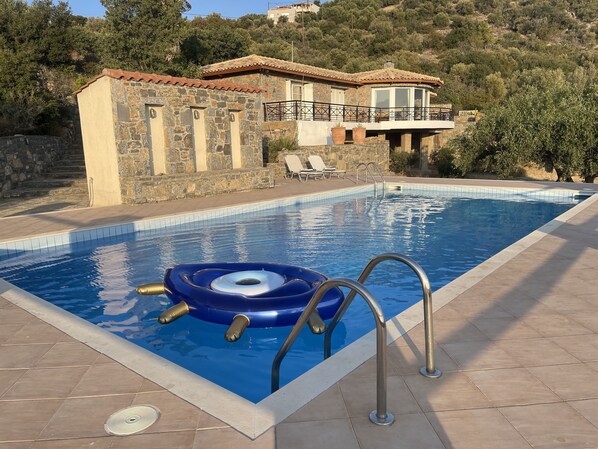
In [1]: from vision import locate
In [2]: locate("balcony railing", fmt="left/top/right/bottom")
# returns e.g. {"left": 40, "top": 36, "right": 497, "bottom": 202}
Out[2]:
{"left": 264, "top": 100, "right": 454, "bottom": 123}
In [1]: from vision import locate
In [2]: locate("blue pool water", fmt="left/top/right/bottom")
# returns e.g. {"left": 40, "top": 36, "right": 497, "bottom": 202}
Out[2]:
{"left": 0, "top": 189, "right": 578, "bottom": 402}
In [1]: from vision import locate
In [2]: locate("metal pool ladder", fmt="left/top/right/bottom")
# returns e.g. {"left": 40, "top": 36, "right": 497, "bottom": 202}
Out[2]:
{"left": 271, "top": 252, "right": 441, "bottom": 426}
{"left": 356, "top": 162, "right": 386, "bottom": 196}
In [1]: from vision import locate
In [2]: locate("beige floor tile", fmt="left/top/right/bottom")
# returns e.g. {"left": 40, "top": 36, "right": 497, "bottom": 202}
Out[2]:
{"left": 194, "top": 427, "right": 274, "bottom": 449}
{"left": 388, "top": 343, "right": 459, "bottom": 376}
{"left": 3, "top": 366, "right": 89, "bottom": 400}
{"left": 551, "top": 334, "right": 598, "bottom": 362}
{"left": 536, "top": 294, "right": 595, "bottom": 315}
{"left": 426, "top": 408, "right": 532, "bottom": 449}
{"left": 34, "top": 342, "right": 99, "bottom": 367}
{"left": 0, "top": 369, "right": 26, "bottom": 396}
{"left": 284, "top": 383, "right": 348, "bottom": 423}
{"left": 0, "top": 307, "right": 35, "bottom": 324}
{"left": 500, "top": 402, "right": 598, "bottom": 449}
{"left": 39, "top": 394, "right": 134, "bottom": 439}
{"left": 132, "top": 391, "right": 203, "bottom": 432}
{"left": 339, "top": 375, "right": 421, "bottom": 417}
{"left": 276, "top": 419, "right": 357, "bottom": 449}
{"left": 0, "top": 443, "right": 31, "bottom": 449}
{"left": 528, "top": 364, "right": 598, "bottom": 401}
{"left": 4, "top": 322, "right": 67, "bottom": 345}
{"left": 352, "top": 414, "right": 445, "bottom": 449}
{"left": 403, "top": 372, "right": 490, "bottom": 412}
{"left": 430, "top": 319, "right": 490, "bottom": 344}
{"left": 441, "top": 341, "right": 520, "bottom": 370}
{"left": 31, "top": 437, "right": 114, "bottom": 449}
{"left": 568, "top": 314, "right": 598, "bottom": 332}
{"left": 568, "top": 399, "right": 598, "bottom": 428}
{"left": 69, "top": 363, "right": 145, "bottom": 397}
{"left": 496, "top": 338, "right": 580, "bottom": 366}
{"left": 342, "top": 354, "right": 399, "bottom": 380}
{"left": 110, "top": 430, "right": 196, "bottom": 449}
{"left": 0, "top": 399, "right": 62, "bottom": 441}
{"left": 497, "top": 299, "right": 559, "bottom": 318}
{"left": 465, "top": 368, "right": 560, "bottom": 406}
{"left": 0, "top": 324, "right": 26, "bottom": 344}
{"left": 0, "top": 344, "right": 53, "bottom": 369}
{"left": 440, "top": 295, "right": 514, "bottom": 319}
{"left": 471, "top": 317, "right": 542, "bottom": 340}
{"left": 522, "top": 313, "right": 592, "bottom": 337}
{"left": 137, "top": 378, "right": 164, "bottom": 393}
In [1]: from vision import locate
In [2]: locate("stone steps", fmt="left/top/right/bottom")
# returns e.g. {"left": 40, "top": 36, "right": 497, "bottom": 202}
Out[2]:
{"left": 1, "top": 143, "right": 90, "bottom": 210}
{"left": 24, "top": 178, "right": 87, "bottom": 189}
{"left": 45, "top": 171, "right": 86, "bottom": 179}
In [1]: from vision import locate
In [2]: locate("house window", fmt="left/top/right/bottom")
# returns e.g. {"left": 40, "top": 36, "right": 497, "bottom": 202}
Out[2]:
{"left": 331, "top": 88, "right": 345, "bottom": 105}
{"left": 372, "top": 87, "right": 429, "bottom": 120}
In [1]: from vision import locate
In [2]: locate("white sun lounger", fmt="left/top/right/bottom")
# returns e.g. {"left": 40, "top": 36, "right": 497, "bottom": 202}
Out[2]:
{"left": 284, "top": 155, "right": 324, "bottom": 181}
{"left": 308, "top": 155, "right": 346, "bottom": 178}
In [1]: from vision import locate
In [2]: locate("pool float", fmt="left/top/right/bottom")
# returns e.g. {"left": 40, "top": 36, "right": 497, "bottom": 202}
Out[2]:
{"left": 136, "top": 262, "right": 345, "bottom": 342}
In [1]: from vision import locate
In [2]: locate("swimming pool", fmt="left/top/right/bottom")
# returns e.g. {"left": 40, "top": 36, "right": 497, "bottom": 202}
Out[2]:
{"left": 0, "top": 185, "right": 580, "bottom": 403}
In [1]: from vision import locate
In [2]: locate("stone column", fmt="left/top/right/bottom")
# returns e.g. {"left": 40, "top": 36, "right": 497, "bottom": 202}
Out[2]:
{"left": 401, "top": 132, "right": 412, "bottom": 152}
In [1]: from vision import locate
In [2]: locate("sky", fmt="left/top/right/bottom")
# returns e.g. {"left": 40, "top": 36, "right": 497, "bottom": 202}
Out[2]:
{"left": 47, "top": 1, "right": 291, "bottom": 19}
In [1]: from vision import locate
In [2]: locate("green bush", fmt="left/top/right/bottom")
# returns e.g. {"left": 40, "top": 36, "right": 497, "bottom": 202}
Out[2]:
{"left": 389, "top": 150, "right": 414, "bottom": 174}
{"left": 263, "top": 135, "right": 299, "bottom": 163}
{"left": 432, "top": 146, "right": 460, "bottom": 177}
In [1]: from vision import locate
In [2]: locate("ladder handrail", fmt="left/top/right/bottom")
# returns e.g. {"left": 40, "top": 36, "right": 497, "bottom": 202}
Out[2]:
{"left": 355, "top": 162, "right": 373, "bottom": 184}
{"left": 324, "top": 253, "right": 442, "bottom": 379}
{"left": 271, "top": 277, "right": 394, "bottom": 425}
{"left": 367, "top": 162, "right": 386, "bottom": 187}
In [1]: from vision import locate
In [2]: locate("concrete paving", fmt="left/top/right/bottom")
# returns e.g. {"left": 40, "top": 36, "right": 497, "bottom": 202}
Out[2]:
{"left": 0, "top": 177, "right": 597, "bottom": 448}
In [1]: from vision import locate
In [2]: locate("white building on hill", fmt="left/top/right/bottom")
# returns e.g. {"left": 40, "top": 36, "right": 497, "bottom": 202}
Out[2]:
{"left": 267, "top": 2, "right": 320, "bottom": 24}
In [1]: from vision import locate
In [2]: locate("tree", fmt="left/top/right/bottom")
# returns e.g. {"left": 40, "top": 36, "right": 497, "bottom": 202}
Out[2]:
{"left": 450, "top": 82, "right": 598, "bottom": 182}
{"left": 100, "top": 0, "right": 190, "bottom": 73}
{"left": 0, "top": 0, "right": 83, "bottom": 135}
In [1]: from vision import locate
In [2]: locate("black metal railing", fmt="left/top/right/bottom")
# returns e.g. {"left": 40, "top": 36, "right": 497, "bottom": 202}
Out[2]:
{"left": 264, "top": 101, "right": 454, "bottom": 123}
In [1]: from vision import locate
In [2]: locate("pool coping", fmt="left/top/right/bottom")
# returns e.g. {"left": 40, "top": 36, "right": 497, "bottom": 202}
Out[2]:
{"left": 0, "top": 182, "right": 596, "bottom": 438}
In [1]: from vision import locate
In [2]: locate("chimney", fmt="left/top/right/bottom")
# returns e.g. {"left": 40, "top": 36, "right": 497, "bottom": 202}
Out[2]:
{"left": 384, "top": 61, "right": 394, "bottom": 69}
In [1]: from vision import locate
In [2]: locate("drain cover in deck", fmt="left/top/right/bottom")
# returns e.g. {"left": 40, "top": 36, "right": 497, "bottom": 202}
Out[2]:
{"left": 104, "top": 405, "right": 160, "bottom": 436}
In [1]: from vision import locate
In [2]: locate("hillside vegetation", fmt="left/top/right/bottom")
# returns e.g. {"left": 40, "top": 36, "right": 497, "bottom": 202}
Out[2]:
{"left": 1, "top": 0, "right": 596, "bottom": 134}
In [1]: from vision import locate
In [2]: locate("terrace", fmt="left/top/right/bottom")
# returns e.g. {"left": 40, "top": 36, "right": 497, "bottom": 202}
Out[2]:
{"left": 263, "top": 101, "right": 454, "bottom": 124}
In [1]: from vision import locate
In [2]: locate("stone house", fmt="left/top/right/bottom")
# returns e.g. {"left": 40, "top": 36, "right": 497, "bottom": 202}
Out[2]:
{"left": 267, "top": 2, "right": 320, "bottom": 24}
{"left": 201, "top": 55, "right": 454, "bottom": 160}
{"left": 75, "top": 68, "right": 271, "bottom": 206}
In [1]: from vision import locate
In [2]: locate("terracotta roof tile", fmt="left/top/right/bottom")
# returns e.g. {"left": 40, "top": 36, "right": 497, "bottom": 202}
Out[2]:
{"left": 201, "top": 55, "right": 359, "bottom": 84}
{"left": 74, "top": 68, "right": 264, "bottom": 94}
{"left": 354, "top": 67, "right": 443, "bottom": 85}
{"left": 201, "top": 54, "right": 443, "bottom": 86}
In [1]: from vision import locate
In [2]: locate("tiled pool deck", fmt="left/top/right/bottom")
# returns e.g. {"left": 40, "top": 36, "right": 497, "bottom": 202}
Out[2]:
{"left": 1, "top": 176, "right": 598, "bottom": 449}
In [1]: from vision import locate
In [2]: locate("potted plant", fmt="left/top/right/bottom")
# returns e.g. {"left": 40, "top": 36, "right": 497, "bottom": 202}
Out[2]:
{"left": 331, "top": 122, "right": 346, "bottom": 145}
{"left": 352, "top": 123, "right": 366, "bottom": 144}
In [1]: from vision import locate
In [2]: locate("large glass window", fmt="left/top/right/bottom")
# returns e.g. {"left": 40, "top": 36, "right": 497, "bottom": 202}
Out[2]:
{"left": 372, "top": 87, "right": 430, "bottom": 120}
{"left": 394, "top": 89, "right": 409, "bottom": 108}
{"left": 374, "top": 89, "right": 390, "bottom": 108}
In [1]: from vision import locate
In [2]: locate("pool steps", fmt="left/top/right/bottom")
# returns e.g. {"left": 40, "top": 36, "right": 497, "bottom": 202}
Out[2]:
{"left": 272, "top": 252, "right": 442, "bottom": 427}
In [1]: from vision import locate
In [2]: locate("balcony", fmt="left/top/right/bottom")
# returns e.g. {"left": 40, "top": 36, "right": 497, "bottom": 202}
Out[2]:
{"left": 263, "top": 100, "right": 454, "bottom": 124}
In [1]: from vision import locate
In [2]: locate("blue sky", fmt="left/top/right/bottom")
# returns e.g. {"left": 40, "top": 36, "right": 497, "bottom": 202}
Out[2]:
{"left": 51, "top": 1, "right": 292, "bottom": 19}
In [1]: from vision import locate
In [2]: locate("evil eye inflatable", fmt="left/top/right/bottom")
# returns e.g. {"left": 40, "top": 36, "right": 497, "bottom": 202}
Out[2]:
{"left": 137, "top": 262, "right": 345, "bottom": 341}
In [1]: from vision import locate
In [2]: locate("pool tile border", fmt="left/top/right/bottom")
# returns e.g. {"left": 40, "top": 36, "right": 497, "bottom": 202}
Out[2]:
{"left": 0, "top": 184, "right": 595, "bottom": 439}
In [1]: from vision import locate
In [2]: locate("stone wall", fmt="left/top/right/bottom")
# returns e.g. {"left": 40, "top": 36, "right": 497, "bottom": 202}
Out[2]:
{"left": 0, "top": 135, "right": 66, "bottom": 197}
{"left": 219, "top": 72, "right": 358, "bottom": 104}
{"left": 110, "top": 80, "right": 263, "bottom": 177}
{"left": 120, "top": 168, "right": 273, "bottom": 204}
{"left": 272, "top": 141, "right": 390, "bottom": 178}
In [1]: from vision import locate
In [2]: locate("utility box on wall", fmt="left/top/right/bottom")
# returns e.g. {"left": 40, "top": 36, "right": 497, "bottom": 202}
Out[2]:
{"left": 76, "top": 68, "right": 271, "bottom": 206}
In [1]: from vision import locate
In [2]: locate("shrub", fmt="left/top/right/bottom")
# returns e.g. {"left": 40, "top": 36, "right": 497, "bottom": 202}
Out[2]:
{"left": 389, "top": 150, "right": 414, "bottom": 174}
{"left": 263, "top": 135, "right": 299, "bottom": 163}
{"left": 432, "top": 146, "right": 460, "bottom": 177}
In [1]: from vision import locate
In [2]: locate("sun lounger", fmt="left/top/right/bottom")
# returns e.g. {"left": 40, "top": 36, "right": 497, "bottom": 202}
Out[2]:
{"left": 308, "top": 155, "right": 346, "bottom": 178}
{"left": 284, "top": 155, "right": 324, "bottom": 181}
